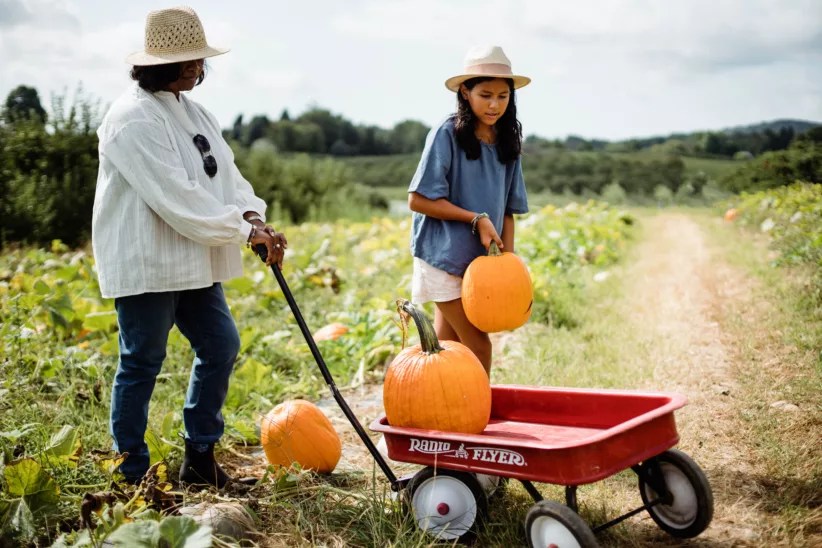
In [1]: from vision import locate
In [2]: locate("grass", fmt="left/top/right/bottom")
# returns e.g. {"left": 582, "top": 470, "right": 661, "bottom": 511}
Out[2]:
{"left": 693, "top": 212, "right": 822, "bottom": 544}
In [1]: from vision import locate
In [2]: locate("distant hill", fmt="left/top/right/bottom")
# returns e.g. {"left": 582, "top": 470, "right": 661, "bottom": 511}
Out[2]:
{"left": 551, "top": 118, "right": 822, "bottom": 157}
{"left": 721, "top": 119, "right": 821, "bottom": 135}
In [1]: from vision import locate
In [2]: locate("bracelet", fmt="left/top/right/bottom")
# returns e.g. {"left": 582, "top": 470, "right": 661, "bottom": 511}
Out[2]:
{"left": 471, "top": 212, "right": 489, "bottom": 235}
{"left": 246, "top": 225, "right": 257, "bottom": 248}
{"left": 246, "top": 214, "right": 263, "bottom": 223}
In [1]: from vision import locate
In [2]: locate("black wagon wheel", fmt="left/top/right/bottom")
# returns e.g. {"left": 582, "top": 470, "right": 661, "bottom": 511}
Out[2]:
{"left": 406, "top": 466, "right": 488, "bottom": 543}
{"left": 638, "top": 449, "right": 714, "bottom": 538}
{"left": 525, "top": 500, "right": 599, "bottom": 547}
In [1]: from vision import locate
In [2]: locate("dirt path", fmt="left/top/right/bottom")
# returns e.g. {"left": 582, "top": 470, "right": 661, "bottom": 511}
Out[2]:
{"left": 620, "top": 212, "right": 768, "bottom": 546}
{"left": 275, "top": 211, "right": 799, "bottom": 545}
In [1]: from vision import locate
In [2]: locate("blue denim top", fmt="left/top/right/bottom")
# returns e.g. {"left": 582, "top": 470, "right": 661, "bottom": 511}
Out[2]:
{"left": 408, "top": 117, "right": 529, "bottom": 276}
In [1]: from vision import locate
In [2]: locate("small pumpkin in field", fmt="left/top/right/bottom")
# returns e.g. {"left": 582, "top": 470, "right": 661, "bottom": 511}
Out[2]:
{"left": 724, "top": 208, "right": 739, "bottom": 222}
{"left": 260, "top": 400, "right": 341, "bottom": 473}
{"left": 462, "top": 242, "right": 533, "bottom": 333}
{"left": 312, "top": 322, "right": 348, "bottom": 341}
{"left": 383, "top": 300, "right": 491, "bottom": 434}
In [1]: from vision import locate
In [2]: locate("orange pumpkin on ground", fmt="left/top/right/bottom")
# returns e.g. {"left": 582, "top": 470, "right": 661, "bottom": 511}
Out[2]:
{"left": 260, "top": 400, "right": 341, "bottom": 473}
{"left": 312, "top": 322, "right": 348, "bottom": 341}
{"left": 724, "top": 208, "right": 739, "bottom": 222}
{"left": 383, "top": 300, "right": 491, "bottom": 434}
{"left": 462, "top": 242, "right": 533, "bottom": 333}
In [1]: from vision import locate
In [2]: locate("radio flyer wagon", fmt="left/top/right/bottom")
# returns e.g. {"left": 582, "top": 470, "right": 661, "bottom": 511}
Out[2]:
{"left": 371, "top": 386, "right": 713, "bottom": 545}
{"left": 257, "top": 248, "right": 714, "bottom": 547}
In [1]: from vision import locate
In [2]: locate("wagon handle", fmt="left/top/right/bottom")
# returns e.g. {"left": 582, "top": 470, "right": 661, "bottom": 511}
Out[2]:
{"left": 254, "top": 244, "right": 399, "bottom": 488}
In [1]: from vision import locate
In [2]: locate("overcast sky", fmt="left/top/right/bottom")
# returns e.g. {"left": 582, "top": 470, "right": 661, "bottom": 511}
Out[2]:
{"left": 1, "top": 0, "right": 820, "bottom": 140}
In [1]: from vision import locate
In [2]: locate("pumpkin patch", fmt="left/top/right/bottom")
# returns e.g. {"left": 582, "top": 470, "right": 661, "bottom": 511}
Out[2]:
{"left": 462, "top": 242, "right": 533, "bottom": 333}
{"left": 383, "top": 300, "right": 491, "bottom": 434}
{"left": 260, "top": 400, "right": 342, "bottom": 473}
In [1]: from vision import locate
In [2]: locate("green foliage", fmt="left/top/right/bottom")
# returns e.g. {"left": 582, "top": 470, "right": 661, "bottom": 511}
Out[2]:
{"left": 517, "top": 201, "right": 634, "bottom": 326}
{"left": 600, "top": 182, "right": 627, "bottom": 204}
{"left": 2, "top": 85, "right": 47, "bottom": 125}
{"left": 725, "top": 181, "right": 822, "bottom": 302}
{"left": 521, "top": 145, "right": 685, "bottom": 197}
{"left": 0, "top": 88, "right": 101, "bottom": 247}
{"left": 653, "top": 184, "right": 674, "bottom": 205}
{"left": 719, "top": 130, "right": 822, "bottom": 193}
{"left": 232, "top": 148, "right": 388, "bottom": 223}
{"left": 339, "top": 153, "right": 420, "bottom": 187}
{"left": 233, "top": 106, "right": 429, "bottom": 156}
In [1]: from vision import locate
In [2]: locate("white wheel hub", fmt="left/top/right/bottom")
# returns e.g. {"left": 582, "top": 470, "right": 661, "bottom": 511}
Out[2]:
{"left": 411, "top": 475, "right": 477, "bottom": 540}
{"left": 646, "top": 462, "right": 698, "bottom": 528}
{"left": 530, "top": 515, "right": 583, "bottom": 548}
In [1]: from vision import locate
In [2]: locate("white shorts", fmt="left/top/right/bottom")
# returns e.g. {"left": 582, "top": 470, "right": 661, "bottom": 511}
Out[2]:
{"left": 411, "top": 257, "right": 463, "bottom": 305}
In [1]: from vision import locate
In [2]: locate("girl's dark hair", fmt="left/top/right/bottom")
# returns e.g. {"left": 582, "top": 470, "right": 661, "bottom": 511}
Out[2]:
{"left": 130, "top": 61, "right": 207, "bottom": 92}
{"left": 453, "top": 77, "right": 522, "bottom": 164}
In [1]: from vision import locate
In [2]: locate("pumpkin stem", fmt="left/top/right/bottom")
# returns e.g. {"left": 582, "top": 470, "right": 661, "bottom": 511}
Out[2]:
{"left": 489, "top": 241, "right": 502, "bottom": 256}
{"left": 398, "top": 300, "right": 444, "bottom": 354}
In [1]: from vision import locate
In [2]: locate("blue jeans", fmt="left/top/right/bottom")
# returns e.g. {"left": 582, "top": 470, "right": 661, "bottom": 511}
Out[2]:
{"left": 111, "top": 283, "right": 240, "bottom": 481}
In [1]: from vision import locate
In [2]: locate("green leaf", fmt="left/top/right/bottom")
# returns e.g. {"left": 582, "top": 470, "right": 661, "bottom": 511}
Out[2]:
{"left": 224, "top": 276, "right": 254, "bottom": 293}
{"left": 159, "top": 516, "right": 212, "bottom": 548}
{"left": 44, "top": 425, "right": 81, "bottom": 463}
{"left": 99, "top": 331, "right": 120, "bottom": 356}
{"left": 33, "top": 280, "right": 50, "bottom": 295}
{"left": 106, "top": 519, "right": 161, "bottom": 547}
{"left": 0, "top": 422, "right": 39, "bottom": 441}
{"left": 238, "top": 358, "right": 272, "bottom": 387}
{"left": 4, "top": 458, "right": 60, "bottom": 511}
{"left": 0, "top": 499, "right": 35, "bottom": 540}
{"left": 145, "top": 430, "right": 179, "bottom": 465}
{"left": 239, "top": 326, "right": 258, "bottom": 353}
{"left": 50, "top": 529, "right": 94, "bottom": 547}
{"left": 46, "top": 306, "right": 69, "bottom": 329}
{"left": 82, "top": 311, "right": 118, "bottom": 331}
{"left": 226, "top": 417, "right": 259, "bottom": 443}
{"left": 161, "top": 412, "right": 179, "bottom": 440}
{"left": 225, "top": 358, "right": 272, "bottom": 409}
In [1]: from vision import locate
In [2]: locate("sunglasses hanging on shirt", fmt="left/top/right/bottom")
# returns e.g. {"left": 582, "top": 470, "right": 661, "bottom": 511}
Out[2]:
{"left": 193, "top": 134, "right": 218, "bottom": 177}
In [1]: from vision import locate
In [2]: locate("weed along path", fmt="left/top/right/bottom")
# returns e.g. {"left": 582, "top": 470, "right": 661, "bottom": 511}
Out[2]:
{"left": 244, "top": 210, "right": 817, "bottom": 546}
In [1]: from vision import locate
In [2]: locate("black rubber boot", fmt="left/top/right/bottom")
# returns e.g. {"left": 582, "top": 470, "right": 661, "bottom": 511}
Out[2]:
{"left": 179, "top": 441, "right": 231, "bottom": 488}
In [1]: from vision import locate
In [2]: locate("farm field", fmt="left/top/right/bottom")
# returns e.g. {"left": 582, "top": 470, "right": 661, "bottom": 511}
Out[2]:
{"left": 1, "top": 201, "right": 819, "bottom": 546}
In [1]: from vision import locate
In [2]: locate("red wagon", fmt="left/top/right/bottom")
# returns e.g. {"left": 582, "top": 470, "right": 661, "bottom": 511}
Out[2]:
{"left": 257, "top": 249, "right": 714, "bottom": 547}
{"left": 371, "top": 385, "right": 713, "bottom": 545}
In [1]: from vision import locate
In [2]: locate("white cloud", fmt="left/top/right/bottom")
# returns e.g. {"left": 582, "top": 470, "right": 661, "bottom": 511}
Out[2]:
{"left": 0, "top": 0, "right": 819, "bottom": 140}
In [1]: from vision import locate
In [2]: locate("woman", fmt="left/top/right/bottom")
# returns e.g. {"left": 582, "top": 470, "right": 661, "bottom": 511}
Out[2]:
{"left": 408, "top": 45, "right": 530, "bottom": 375}
{"left": 92, "top": 6, "right": 285, "bottom": 488}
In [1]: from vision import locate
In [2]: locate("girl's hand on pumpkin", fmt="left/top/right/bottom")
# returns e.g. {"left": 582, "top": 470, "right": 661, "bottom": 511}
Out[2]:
{"left": 477, "top": 217, "right": 503, "bottom": 251}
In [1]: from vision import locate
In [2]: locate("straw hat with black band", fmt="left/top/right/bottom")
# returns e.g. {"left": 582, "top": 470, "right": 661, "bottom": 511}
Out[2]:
{"left": 125, "top": 6, "right": 228, "bottom": 66}
{"left": 445, "top": 45, "right": 530, "bottom": 92}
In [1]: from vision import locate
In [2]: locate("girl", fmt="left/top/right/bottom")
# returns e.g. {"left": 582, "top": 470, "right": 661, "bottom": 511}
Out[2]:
{"left": 408, "top": 45, "right": 530, "bottom": 375}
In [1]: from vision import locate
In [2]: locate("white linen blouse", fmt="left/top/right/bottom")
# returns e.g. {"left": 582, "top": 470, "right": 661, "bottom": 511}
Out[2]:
{"left": 92, "top": 83, "right": 267, "bottom": 299}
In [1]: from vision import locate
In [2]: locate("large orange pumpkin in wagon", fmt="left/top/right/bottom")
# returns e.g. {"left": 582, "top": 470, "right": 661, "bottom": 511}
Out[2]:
{"left": 383, "top": 301, "right": 491, "bottom": 434}
{"left": 260, "top": 400, "right": 341, "bottom": 473}
{"left": 462, "top": 242, "right": 533, "bottom": 333}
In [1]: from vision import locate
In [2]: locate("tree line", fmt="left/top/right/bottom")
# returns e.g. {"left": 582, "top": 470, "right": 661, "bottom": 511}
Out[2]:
{"left": 229, "top": 106, "right": 815, "bottom": 160}
{"left": 1, "top": 83, "right": 819, "bottom": 248}
{"left": 228, "top": 109, "right": 430, "bottom": 156}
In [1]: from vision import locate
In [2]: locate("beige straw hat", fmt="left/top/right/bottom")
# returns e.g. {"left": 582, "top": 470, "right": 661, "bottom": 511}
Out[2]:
{"left": 445, "top": 45, "right": 530, "bottom": 92}
{"left": 125, "top": 6, "right": 229, "bottom": 66}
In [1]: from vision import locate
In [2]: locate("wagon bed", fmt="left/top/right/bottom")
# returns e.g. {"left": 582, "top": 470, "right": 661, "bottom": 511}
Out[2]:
{"left": 371, "top": 385, "right": 686, "bottom": 485}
